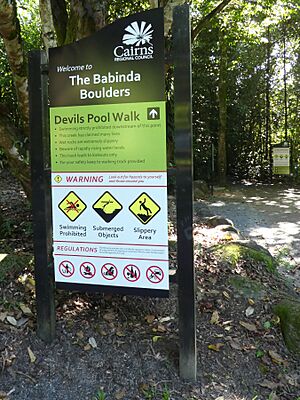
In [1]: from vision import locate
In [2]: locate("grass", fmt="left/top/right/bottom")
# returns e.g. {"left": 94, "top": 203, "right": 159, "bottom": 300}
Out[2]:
{"left": 0, "top": 253, "right": 33, "bottom": 284}
{"left": 274, "top": 246, "right": 295, "bottom": 270}
{"left": 212, "top": 242, "right": 276, "bottom": 272}
{"left": 92, "top": 389, "right": 106, "bottom": 400}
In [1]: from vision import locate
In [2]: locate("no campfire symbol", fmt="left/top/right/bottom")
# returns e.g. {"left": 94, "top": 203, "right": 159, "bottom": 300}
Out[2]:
{"left": 79, "top": 262, "right": 96, "bottom": 279}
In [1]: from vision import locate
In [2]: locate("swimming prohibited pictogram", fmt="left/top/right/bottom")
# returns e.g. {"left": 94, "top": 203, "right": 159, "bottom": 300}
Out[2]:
{"left": 93, "top": 191, "right": 122, "bottom": 223}
{"left": 123, "top": 264, "right": 140, "bottom": 282}
{"left": 58, "top": 191, "right": 87, "bottom": 222}
{"left": 101, "top": 263, "right": 118, "bottom": 280}
{"left": 146, "top": 266, "right": 164, "bottom": 284}
{"left": 59, "top": 260, "right": 75, "bottom": 278}
{"left": 129, "top": 192, "right": 160, "bottom": 224}
{"left": 79, "top": 262, "right": 96, "bottom": 279}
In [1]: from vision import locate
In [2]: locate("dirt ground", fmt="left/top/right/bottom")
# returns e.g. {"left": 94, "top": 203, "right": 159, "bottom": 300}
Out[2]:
{"left": 0, "top": 170, "right": 299, "bottom": 400}
{"left": 205, "top": 183, "right": 300, "bottom": 288}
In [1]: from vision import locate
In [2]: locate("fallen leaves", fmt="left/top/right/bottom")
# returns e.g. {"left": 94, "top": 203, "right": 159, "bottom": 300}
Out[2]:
{"left": 19, "top": 303, "right": 33, "bottom": 316}
{"left": 208, "top": 343, "right": 224, "bottom": 352}
{"left": 156, "top": 324, "right": 167, "bottom": 333}
{"left": 88, "top": 337, "right": 97, "bottom": 349}
{"left": 239, "top": 321, "right": 257, "bottom": 332}
{"left": 152, "top": 335, "right": 162, "bottom": 343}
{"left": 268, "top": 350, "right": 285, "bottom": 365}
{"left": 27, "top": 347, "right": 36, "bottom": 363}
{"left": 145, "top": 314, "right": 155, "bottom": 324}
{"left": 103, "top": 312, "right": 116, "bottom": 322}
{"left": 6, "top": 315, "right": 17, "bottom": 326}
{"left": 0, "top": 312, "right": 7, "bottom": 322}
{"left": 229, "top": 338, "right": 243, "bottom": 351}
{"left": 210, "top": 310, "right": 220, "bottom": 325}
{"left": 259, "top": 379, "right": 279, "bottom": 390}
{"left": 245, "top": 306, "right": 255, "bottom": 317}
{"left": 0, "top": 389, "right": 15, "bottom": 399}
{"left": 115, "top": 388, "right": 126, "bottom": 399}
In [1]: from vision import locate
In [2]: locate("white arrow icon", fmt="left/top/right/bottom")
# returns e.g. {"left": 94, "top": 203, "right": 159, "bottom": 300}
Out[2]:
{"left": 149, "top": 109, "right": 158, "bottom": 119}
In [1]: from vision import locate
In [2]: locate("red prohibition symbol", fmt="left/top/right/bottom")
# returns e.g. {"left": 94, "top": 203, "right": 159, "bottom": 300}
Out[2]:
{"left": 80, "top": 262, "right": 96, "bottom": 279}
{"left": 59, "top": 260, "right": 75, "bottom": 278}
{"left": 146, "top": 266, "right": 164, "bottom": 284}
{"left": 123, "top": 264, "right": 140, "bottom": 282}
{"left": 101, "top": 263, "right": 118, "bottom": 281}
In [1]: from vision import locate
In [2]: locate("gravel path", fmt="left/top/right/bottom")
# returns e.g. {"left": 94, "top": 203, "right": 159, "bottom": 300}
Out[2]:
{"left": 205, "top": 183, "right": 300, "bottom": 285}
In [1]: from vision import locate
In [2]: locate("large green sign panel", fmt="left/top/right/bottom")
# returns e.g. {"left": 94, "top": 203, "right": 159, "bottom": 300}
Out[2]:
{"left": 50, "top": 101, "right": 166, "bottom": 172}
{"left": 49, "top": 9, "right": 169, "bottom": 297}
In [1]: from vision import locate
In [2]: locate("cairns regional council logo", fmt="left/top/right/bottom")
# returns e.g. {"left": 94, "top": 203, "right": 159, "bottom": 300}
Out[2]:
{"left": 114, "top": 21, "right": 154, "bottom": 62}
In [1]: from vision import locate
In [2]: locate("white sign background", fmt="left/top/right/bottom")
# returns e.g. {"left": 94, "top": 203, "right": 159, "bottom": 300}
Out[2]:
{"left": 51, "top": 172, "right": 169, "bottom": 291}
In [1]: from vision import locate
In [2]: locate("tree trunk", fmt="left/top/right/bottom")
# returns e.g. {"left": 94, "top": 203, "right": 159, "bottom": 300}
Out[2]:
{"left": 0, "top": 111, "right": 31, "bottom": 197}
{"left": 0, "top": 0, "right": 29, "bottom": 134}
{"left": 65, "top": 0, "right": 111, "bottom": 43}
{"left": 265, "top": 27, "right": 272, "bottom": 178}
{"left": 217, "top": 28, "right": 227, "bottom": 185}
{"left": 39, "top": 0, "right": 59, "bottom": 51}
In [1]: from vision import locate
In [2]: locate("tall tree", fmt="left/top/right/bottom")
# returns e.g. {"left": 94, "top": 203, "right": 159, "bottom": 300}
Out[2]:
{"left": 217, "top": 27, "right": 227, "bottom": 185}
{"left": 0, "top": 0, "right": 234, "bottom": 197}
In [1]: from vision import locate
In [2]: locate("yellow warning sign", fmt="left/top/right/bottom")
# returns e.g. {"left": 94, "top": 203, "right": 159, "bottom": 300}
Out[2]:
{"left": 54, "top": 175, "right": 62, "bottom": 183}
{"left": 58, "top": 191, "right": 87, "bottom": 221}
{"left": 93, "top": 191, "right": 122, "bottom": 223}
{"left": 129, "top": 192, "right": 160, "bottom": 224}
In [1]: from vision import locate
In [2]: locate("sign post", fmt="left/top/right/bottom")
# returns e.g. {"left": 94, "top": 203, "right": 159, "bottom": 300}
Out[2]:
{"left": 28, "top": 50, "right": 56, "bottom": 342}
{"left": 48, "top": 9, "right": 169, "bottom": 297}
{"left": 173, "top": 4, "right": 197, "bottom": 381}
{"left": 29, "top": 5, "right": 197, "bottom": 381}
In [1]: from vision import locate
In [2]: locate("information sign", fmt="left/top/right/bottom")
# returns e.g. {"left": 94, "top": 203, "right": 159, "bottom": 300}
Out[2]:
{"left": 49, "top": 9, "right": 168, "bottom": 296}
{"left": 272, "top": 144, "right": 290, "bottom": 175}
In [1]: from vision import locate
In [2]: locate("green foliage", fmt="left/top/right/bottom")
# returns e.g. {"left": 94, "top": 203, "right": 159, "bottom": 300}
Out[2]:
{"left": 192, "top": 0, "right": 300, "bottom": 182}
{"left": 263, "top": 320, "right": 272, "bottom": 330}
{"left": 143, "top": 386, "right": 157, "bottom": 400}
{"left": 255, "top": 349, "right": 265, "bottom": 358}
{"left": 211, "top": 242, "right": 276, "bottom": 272}
{"left": 0, "top": 219, "right": 15, "bottom": 237}
{"left": 108, "top": 0, "right": 149, "bottom": 22}
{"left": 0, "top": 254, "right": 33, "bottom": 284}
{"left": 92, "top": 389, "right": 106, "bottom": 400}
{"left": 0, "top": 0, "right": 40, "bottom": 127}
{"left": 0, "top": 216, "right": 32, "bottom": 240}
{"left": 162, "top": 386, "right": 171, "bottom": 400}
{"left": 273, "top": 246, "right": 294, "bottom": 270}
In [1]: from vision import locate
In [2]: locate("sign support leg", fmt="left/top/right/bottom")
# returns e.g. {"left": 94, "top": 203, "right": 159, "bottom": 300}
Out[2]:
{"left": 28, "top": 50, "right": 56, "bottom": 343}
{"left": 173, "top": 4, "right": 197, "bottom": 381}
